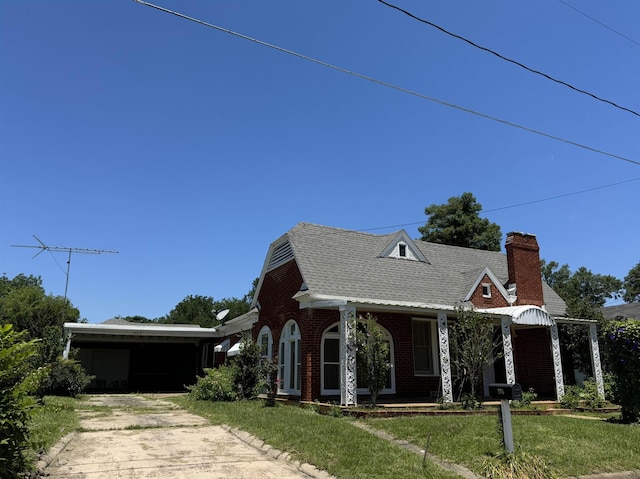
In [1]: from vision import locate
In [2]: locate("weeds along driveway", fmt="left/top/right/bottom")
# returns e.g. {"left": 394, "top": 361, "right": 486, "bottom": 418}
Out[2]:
{"left": 39, "top": 394, "right": 332, "bottom": 479}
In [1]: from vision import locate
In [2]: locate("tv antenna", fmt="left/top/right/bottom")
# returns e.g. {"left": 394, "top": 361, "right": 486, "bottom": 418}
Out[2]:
{"left": 11, "top": 235, "right": 119, "bottom": 316}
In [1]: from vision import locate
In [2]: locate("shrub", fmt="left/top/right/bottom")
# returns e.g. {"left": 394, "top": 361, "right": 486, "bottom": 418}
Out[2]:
{"left": 560, "top": 385, "right": 582, "bottom": 410}
{"left": 232, "top": 333, "right": 267, "bottom": 400}
{"left": 512, "top": 388, "right": 537, "bottom": 409}
{"left": 37, "top": 358, "right": 93, "bottom": 398}
{"left": 187, "top": 366, "right": 237, "bottom": 402}
{"left": 0, "top": 324, "right": 41, "bottom": 478}
{"left": 603, "top": 320, "right": 640, "bottom": 423}
{"left": 460, "top": 392, "right": 482, "bottom": 410}
{"left": 355, "top": 314, "right": 390, "bottom": 405}
{"left": 582, "top": 379, "right": 605, "bottom": 410}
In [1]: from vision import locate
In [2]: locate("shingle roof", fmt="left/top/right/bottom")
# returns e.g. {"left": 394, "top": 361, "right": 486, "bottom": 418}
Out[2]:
{"left": 284, "top": 222, "right": 567, "bottom": 316}
{"left": 602, "top": 302, "right": 640, "bottom": 320}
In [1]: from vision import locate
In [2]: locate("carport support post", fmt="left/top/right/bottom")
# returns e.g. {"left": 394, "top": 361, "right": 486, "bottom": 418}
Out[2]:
{"left": 589, "top": 324, "right": 605, "bottom": 399}
{"left": 62, "top": 332, "right": 72, "bottom": 360}
{"left": 499, "top": 399, "right": 515, "bottom": 454}
{"left": 501, "top": 317, "right": 516, "bottom": 384}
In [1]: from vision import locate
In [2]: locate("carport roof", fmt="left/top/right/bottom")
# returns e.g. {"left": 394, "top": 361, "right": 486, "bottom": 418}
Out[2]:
{"left": 64, "top": 322, "right": 218, "bottom": 338}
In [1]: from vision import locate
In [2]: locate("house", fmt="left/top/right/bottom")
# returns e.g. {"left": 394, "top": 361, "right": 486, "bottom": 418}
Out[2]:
{"left": 242, "top": 222, "right": 605, "bottom": 405}
{"left": 602, "top": 302, "right": 640, "bottom": 320}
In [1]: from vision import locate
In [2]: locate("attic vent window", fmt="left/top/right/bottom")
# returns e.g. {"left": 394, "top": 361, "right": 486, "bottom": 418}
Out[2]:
{"left": 482, "top": 284, "right": 492, "bottom": 298}
{"left": 267, "top": 241, "right": 294, "bottom": 271}
{"left": 398, "top": 243, "right": 407, "bottom": 257}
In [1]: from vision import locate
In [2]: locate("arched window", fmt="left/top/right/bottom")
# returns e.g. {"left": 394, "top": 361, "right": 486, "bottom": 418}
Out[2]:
{"left": 257, "top": 326, "right": 273, "bottom": 359}
{"left": 278, "top": 320, "right": 301, "bottom": 394}
{"left": 321, "top": 322, "right": 395, "bottom": 396}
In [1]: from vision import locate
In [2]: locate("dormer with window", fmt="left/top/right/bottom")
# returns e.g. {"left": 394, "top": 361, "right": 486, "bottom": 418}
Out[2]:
{"left": 380, "top": 230, "right": 429, "bottom": 263}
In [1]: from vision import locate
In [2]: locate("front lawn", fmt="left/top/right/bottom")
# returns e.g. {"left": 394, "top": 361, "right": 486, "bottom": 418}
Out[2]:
{"left": 172, "top": 397, "right": 460, "bottom": 479}
{"left": 366, "top": 413, "right": 640, "bottom": 477}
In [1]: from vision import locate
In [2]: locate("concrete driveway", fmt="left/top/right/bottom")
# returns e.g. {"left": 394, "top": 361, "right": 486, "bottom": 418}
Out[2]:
{"left": 38, "top": 394, "right": 332, "bottom": 479}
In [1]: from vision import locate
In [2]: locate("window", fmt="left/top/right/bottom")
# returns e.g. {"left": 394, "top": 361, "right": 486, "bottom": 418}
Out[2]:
{"left": 412, "top": 320, "right": 438, "bottom": 375}
{"left": 321, "top": 322, "right": 395, "bottom": 395}
{"left": 278, "top": 320, "right": 301, "bottom": 393}
{"left": 482, "top": 283, "right": 492, "bottom": 298}
{"left": 258, "top": 326, "right": 272, "bottom": 358}
{"left": 398, "top": 243, "right": 407, "bottom": 257}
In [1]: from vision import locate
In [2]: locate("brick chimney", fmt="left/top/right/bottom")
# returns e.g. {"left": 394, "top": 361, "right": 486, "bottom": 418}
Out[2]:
{"left": 505, "top": 232, "right": 544, "bottom": 307}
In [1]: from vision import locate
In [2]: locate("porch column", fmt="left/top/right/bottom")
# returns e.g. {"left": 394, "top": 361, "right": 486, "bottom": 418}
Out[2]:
{"left": 501, "top": 317, "right": 516, "bottom": 384}
{"left": 339, "top": 305, "right": 357, "bottom": 406}
{"left": 549, "top": 323, "right": 565, "bottom": 400}
{"left": 589, "top": 323, "right": 605, "bottom": 399}
{"left": 437, "top": 312, "right": 453, "bottom": 403}
{"left": 62, "top": 332, "right": 72, "bottom": 360}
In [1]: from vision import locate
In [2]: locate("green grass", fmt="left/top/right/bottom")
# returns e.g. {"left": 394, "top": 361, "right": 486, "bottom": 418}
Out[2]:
{"left": 366, "top": 414, "right": 640, "bottom": 477}
{"left": 172, "top": 397, "right": 460, "bottom": 479}
{"left": 28, "top": 396, "right": 80, "bottom": 456}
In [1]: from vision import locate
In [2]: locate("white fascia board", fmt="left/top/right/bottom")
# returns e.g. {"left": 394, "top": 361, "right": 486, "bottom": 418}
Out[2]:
{"left": 294, "top": 292, "right": 456, "bottom": 315}
{"left": 216, "top": 309, "right": 259, "bottom": 336}
{"left": 63, "top": 322, "right": 218, "bottom": 338}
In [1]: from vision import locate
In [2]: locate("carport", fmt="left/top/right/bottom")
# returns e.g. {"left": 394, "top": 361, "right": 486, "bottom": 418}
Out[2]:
{"left": 63, "top": 320, "right": 218, "bottom": 392}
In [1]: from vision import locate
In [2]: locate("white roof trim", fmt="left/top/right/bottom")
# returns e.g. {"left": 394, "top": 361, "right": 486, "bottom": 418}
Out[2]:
{"left": 379, "top": 230, "right": 429, "bottom": 263}
{"left": 477, "top": 305, "right": 556, "bottom": 326}
{"left": 63, "top": 322, "right": 218, "bottom": 338}
{"left": 227, "top": 341, "right": 243, "bottom": 357}
{"left": 293, "top": 291, "right": 457, "bottom": 314}
{"left": 214, "top": 338, "right": 231, "bottom": 352}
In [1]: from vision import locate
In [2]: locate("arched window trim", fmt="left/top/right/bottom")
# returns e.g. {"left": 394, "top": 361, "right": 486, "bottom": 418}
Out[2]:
{"left": 321, "top": 322, "right": 396, "bottom": 396}
{"left": 278, "top": 320, "right": 301, "bottom": 394}
{"left": 257, "top": 325, "right": 273, "bottom": 359}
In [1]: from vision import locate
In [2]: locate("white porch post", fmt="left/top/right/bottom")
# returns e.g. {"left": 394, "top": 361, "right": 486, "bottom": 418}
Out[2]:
{"left": 62, "top": 332, "right": 72, "bottom": 360}
{"left": 589, "top": 323, "right": 605, "bottom": 399}
{"left": 339, "top": 305, "right": 357, "bottom": 406}
{"left": 501, "top": 317, "right": 516, "bottom": 384}
{"left": 437, "top": 311, "right": 453, "bottom": 403}
{"left": 550, "top": 323, "right": 565, "bottom": 400}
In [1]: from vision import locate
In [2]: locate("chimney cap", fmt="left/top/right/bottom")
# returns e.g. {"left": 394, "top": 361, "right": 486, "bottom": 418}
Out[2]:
{"left": 506, "top": 231, "right": 537, "bottom": 238}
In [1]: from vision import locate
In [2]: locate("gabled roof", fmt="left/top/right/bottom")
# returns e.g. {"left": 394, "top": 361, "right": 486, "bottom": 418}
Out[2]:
{"left": 602, "top": 302, "right": 640, "bottom": 320}
{"left": 257, "top": 222, "right": 567, "bottom": 316}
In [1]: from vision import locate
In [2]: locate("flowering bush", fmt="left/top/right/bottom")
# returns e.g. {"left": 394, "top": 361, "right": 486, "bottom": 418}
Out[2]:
{"left": 603, "top": 319, "right": 640, "bottom": 423}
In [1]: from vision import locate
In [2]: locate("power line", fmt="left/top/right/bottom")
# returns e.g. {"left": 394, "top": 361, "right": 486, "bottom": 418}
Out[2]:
{"left": 559, "top": 0, "right": 640, "bottom": 48}
{"left": 377, "top": 0, "right": 640, "bottom": 118}
{"left": 358, "top": 176, "right": 640, "bottom": 233}
{"left": 134, "top": 1, "right": 640, "bottom": 168}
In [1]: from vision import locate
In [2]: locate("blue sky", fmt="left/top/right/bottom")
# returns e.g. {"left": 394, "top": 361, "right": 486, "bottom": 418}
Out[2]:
{"left": 1, "top": 1, "right": 638, "bottom": 323}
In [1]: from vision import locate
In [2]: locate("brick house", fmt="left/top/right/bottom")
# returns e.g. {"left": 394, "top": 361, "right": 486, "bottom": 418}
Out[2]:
{"left": 242, "top": 222, "right": 605, "bottom": 405}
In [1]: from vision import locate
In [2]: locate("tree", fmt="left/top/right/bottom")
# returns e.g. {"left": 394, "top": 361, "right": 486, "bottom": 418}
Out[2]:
{"left": 159, "top": 295, "right": 220, "bottom": 327}
{"left": 0, "top": 274, "right": 80, "bottom": 364}
{"left": 449, "top": 306, "right": 501, "bottom": 405}
{"left": 355, "top": 314, "right": 390, "bottom": 406}
{"left": 541, "top": 261, "right": 622, "bottom": 320}
{"left": 541, "top": 260, "right": 622, "bottom": 375}
{"left": 623, "top": 261, "right": 640, "bottom": 303}
{"left": 418, "top": 192, "right": 502, "bottom": 251}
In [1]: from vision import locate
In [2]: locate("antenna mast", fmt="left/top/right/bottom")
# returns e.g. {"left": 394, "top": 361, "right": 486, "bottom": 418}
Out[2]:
{"left": 12, "top": 235, "right": 119, "bottom": 319}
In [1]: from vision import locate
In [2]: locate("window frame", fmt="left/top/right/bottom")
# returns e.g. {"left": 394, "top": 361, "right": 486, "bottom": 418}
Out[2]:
{"left": 412, "top": 319, "right": 440, "bottom": 376}
{"left": 278, "top": 320, "right": 301, "bottom": 394}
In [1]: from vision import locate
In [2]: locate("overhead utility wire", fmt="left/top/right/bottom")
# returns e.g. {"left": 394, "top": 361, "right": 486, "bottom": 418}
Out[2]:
{"left": 559, "top": 0, "right": 640, "bottom": 48}
{"left": 134, "top": 1, "right": 639, "bottom": 168}
{"left": 377, "top": 0, "right": 640, "bottom": 118}
{"left": 358, "top": 176, "right": 640, "bottom": 233}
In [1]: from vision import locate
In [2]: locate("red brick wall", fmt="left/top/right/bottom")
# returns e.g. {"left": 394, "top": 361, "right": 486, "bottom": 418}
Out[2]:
{"left": 506, "top": 232, "right": 544, "bottom": 307}
{"left": 468, "top": 274, "right": 510, "bottom": 309}
{"left": 512, "top": 328, "right": 556, "bottom": 398}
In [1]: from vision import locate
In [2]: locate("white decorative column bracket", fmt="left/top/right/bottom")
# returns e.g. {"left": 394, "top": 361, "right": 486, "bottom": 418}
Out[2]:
{"left": 550, "top": 323, "right": 565, "bottom": 401}
{"left": 501, "top": 317, "right": 516, "bottom": 385}
{"left": 339, "top": 305, "right": 357, "bottom": 406}
{"left": 437, "top": 312, "right": 453, "bottom": 403}
{"left": 589, "top": 323, "right": 605, "bottom": 399}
